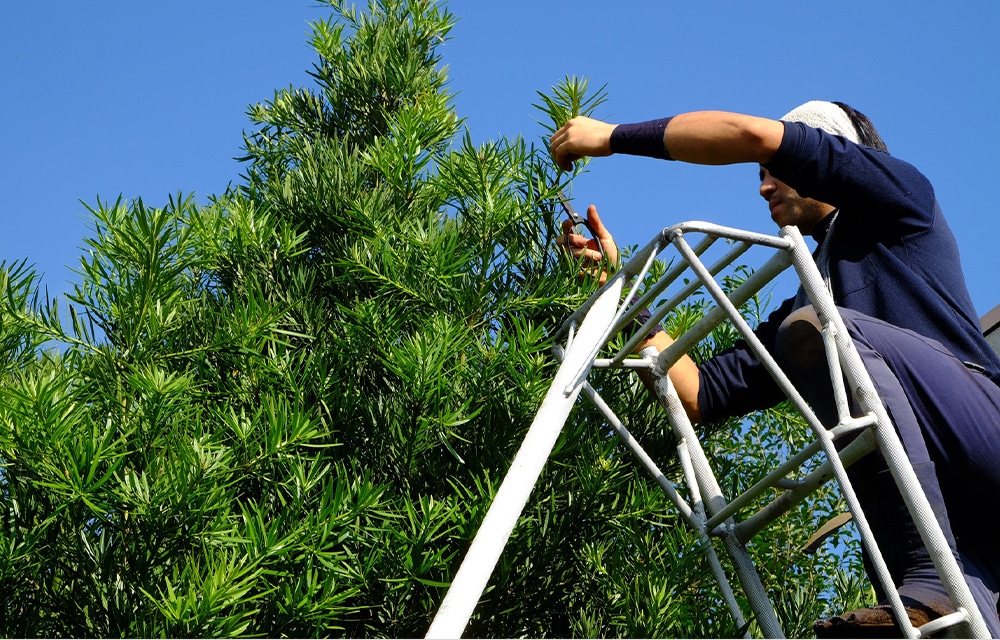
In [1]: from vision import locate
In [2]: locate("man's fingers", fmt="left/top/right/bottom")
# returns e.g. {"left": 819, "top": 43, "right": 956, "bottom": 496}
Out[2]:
{"left": 557, "top": 234, "right": 605, "bottom": 263}
{"left": 550, "top": 127, "right": 573, "bottom": 171}
{"left": 554, "top": 149, "right": 576, "bottom": 172}
{"left": 559, "top": 232, "right": 590, "bottom": 249}
{"left": 549, "top": 125, "right": 566, "bottom": 151}
{"left": 576, "top": 266, "right": 610, "bottom": 286}
{"left": 550, "top": 117, "right": 615, "bottom": 170}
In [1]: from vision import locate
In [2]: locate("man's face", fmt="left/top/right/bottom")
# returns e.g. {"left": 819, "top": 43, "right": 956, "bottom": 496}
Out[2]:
{"left": 759, "top": 167, "right": 835, "bottom": 234}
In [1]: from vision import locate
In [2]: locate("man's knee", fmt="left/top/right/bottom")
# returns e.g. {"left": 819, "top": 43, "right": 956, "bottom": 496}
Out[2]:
{"left": 775, "top": 305, "right": 826, "bottom": 377}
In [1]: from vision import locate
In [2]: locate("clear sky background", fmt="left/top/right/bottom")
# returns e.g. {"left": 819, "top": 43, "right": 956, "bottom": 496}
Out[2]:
{"left": 3, "top": 1, "right": 999, "bottom": 319}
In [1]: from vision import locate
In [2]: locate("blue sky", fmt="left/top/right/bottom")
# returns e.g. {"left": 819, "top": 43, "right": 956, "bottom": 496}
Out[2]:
{"left": 3, "top": 1, "right": 999, "bottom": 318}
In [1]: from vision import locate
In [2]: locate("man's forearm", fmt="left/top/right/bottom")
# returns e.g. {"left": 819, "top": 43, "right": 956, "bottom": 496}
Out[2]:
{"left": 638, "top": 331, "right": 702, "bottom": 424}
{"left": 662, "top": 111, "right": 783, "bottom": 166}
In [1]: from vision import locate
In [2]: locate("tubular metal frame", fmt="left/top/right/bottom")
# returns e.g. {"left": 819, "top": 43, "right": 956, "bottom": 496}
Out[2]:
{"left": 426, "top": 221, "right": 989, "bottom": 639}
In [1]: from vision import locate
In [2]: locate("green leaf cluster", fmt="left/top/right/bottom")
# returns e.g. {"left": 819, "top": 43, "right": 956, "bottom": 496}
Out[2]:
{"left": 0, "top": 0, "right": 868, "bottom": 637}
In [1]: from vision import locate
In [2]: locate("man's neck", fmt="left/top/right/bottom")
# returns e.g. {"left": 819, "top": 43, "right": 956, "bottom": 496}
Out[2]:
{"left": 809, "top": 209, "right": 839, "bottom": 242}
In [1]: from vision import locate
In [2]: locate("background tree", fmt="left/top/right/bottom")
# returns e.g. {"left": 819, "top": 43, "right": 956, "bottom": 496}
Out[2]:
{"left": 0, "top": 0, "right": 870, "bottom": 637}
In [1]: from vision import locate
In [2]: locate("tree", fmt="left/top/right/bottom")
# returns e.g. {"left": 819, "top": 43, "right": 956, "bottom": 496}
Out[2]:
{"left": 0, "top": 0, "right": 869, "bottom": 637}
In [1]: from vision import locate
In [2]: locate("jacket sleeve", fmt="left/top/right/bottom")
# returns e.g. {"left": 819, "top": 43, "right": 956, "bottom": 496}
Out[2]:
{"left": 696, "top": 296, "right": 795, "bottom": 423}
{"left": 765, "top": 121, "right": 937, "bottom": 233}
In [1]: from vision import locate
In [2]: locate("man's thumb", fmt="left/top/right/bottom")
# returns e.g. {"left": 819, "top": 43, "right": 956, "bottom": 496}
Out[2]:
{"left": 586, "top": 205, "right": 609, "bottom": 238}
{"left": 587, "top": 206, "right": 618, "bottom": 250}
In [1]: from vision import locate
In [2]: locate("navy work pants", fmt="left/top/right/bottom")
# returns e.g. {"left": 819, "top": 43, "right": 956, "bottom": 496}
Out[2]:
{"left": 777, "top": 307, "right": 1000, "bottom": 636}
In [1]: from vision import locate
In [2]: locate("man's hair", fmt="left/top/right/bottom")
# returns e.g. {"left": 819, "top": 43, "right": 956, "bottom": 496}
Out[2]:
{"left": 832, "top": 101, "right": 889, "bottom": 153}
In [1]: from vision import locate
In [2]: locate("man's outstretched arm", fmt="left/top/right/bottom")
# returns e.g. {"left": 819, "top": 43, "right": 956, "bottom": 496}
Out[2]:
{"left": 549, "top": 111, "right": 784, "bottom": 171}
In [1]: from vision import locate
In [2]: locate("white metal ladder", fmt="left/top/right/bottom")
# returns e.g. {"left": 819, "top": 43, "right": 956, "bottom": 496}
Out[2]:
{"left": 426, "top": 222, "right": 990, "bottom": 639}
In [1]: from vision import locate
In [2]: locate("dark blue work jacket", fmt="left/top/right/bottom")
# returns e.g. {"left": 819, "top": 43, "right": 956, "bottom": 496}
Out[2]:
{"left": 698, "top": 121, "right": 1000, "bottom": 423}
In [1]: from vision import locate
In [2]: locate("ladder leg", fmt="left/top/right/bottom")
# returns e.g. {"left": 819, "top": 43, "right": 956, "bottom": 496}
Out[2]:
{"left": 786, "top": 227, "right": 994, "bottom": 638}
{"left": 649, "top": 363, "right": 786, "bottom": 639}
{"left": 425, "top": 278, "right": 626, "bottom": 639}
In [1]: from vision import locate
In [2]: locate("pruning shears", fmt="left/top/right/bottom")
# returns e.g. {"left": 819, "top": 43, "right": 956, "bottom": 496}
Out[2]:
{"left": 558, "top": 190, "right": 605, "bottom": 259}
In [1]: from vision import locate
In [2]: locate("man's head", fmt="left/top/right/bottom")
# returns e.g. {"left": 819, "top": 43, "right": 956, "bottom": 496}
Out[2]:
{"left": 760, "top": 166, "right": 836, "bottom": 233}
{"left": 760, "top": 100, "right": 887, "bottom": 233}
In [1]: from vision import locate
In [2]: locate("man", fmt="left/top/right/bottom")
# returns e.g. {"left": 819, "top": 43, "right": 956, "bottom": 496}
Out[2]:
{"left": 551, "top": 102, "right": 1000, "bottom": 637}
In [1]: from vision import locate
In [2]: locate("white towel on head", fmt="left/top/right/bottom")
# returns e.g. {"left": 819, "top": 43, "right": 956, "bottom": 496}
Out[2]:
{"left": 780, "top": 100, "right": 860, "bottom": 144}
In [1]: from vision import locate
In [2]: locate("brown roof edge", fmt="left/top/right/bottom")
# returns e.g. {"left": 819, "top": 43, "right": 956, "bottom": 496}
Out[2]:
{"left": 982, "top": 304, "right": 1000, "bottom": 333}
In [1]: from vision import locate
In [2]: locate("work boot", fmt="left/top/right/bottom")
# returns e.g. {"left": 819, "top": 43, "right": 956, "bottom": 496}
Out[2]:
{"left": 813, "top": 599, "right": 952, "bottom": 638}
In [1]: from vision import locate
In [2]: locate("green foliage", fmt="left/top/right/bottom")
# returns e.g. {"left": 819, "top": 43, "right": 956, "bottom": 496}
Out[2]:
{"left": 0, "top": 0, "right": 868, "bottom": 637}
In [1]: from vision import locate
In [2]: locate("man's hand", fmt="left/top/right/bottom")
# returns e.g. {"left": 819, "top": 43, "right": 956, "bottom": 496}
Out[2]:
{"left": 549, "top": 116, "right": 617, "bottom": 171}
{"left": 555, "top": 204, "right": 618, "bottom": 284}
